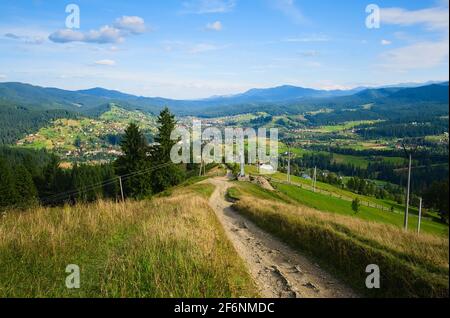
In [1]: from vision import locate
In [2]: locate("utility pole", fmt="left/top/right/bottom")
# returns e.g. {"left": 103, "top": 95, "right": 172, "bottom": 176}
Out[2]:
{"left": 402, "top": 141, "right": 417, "bottom": 231}
{"left": 287, "top": 146, "right": 291, "bottom": 183}
{"left": 404, "top": 153, "right": 412, "bottom": 230}
{"left": 313, "top": 166, "right": 317, "bottom": 192}
{"left": 418, "top": 197, "right": 423, "bottom": 234}
{"left": 118, "top": 176, "right": 124, "bottom": 202}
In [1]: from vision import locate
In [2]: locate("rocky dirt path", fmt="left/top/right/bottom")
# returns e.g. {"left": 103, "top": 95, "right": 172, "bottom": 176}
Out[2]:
{"left": 207, "top": 177, "right": 358, "bottom": 298}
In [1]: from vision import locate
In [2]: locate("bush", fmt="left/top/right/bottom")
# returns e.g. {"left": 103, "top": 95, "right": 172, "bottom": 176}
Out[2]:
{"left": 352, "top": 198, "right": 361, "bottom": 213}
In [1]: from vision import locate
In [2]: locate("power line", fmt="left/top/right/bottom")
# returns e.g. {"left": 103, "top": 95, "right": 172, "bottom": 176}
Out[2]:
{"left": 40, "top": 179, "right": 119, "bottom": 204}
{"left": 39, "top": 162, "right": 173, "bottom": 205}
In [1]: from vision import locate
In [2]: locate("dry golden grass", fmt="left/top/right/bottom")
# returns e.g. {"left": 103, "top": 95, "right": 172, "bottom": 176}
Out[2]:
{"left": 237, "top": 198, "right": 449, "bottom": 269}
{"left": 234, "top": 196, "right": 449, "bottom": 298}
{"left": 0, "top": 186, "right": 257, "bottom": 298}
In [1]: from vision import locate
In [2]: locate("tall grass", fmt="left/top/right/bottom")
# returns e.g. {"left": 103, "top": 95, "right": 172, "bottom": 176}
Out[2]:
{"left": 0, "top": 187, "right": 257, "bottom": 298}
{"left": 233, "top": 196, "right": 449, "bottom": 298}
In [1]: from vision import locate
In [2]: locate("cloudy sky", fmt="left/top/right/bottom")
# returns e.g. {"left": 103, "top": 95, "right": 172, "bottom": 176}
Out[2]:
{"left": 0, "top": 0, "right": 448, "bottom": 99}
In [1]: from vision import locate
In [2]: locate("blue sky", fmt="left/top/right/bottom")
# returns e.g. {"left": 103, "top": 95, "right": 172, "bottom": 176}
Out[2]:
{"left": 0, "top": 0, "right": 448, "bottom": 99}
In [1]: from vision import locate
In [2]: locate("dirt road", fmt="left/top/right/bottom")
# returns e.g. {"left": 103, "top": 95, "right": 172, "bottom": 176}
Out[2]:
{"left": 207, "top": 177, "right": 358, "bottom": 298}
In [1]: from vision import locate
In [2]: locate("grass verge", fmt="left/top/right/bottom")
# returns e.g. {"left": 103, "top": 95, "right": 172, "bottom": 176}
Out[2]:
{"left": 0, "top": 185, "right": 257, "bottom": 298}
{"left": 232, "top": 194, "right": 449, "bottom": 298}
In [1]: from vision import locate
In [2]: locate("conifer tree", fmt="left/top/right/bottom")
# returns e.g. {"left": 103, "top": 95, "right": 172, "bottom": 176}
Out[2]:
{"left": 0, "top": 158, "right": 18, "bottom": 208}
{"left": 154, "top": 108, "right": 177, "bottom": 163}
{"left": 115, "top": 123, "right": 152, "bottom": 198}
{"left": 150, "top": 108, "right": 185, "bottom": 193}
{"left": 14, "top": 164, "right": 38, "bottom": 207}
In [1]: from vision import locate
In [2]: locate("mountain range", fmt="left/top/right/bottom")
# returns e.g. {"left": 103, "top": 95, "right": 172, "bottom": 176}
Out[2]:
{"left": 0, "top": 81, "right": 448, "bottom": 117}
{"left": 0, "top": 80, "right": 448, "bottom": 144}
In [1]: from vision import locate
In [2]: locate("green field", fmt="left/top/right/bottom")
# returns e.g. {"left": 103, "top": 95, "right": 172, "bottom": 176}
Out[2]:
{"left": 245, "top": 166, "right": 448, "bottom": 236}
{"left": 315, "top": 120, "right": 383, "bottom": 133}
{"left": 272, "top": 182, "right": 448, "bottom": 237}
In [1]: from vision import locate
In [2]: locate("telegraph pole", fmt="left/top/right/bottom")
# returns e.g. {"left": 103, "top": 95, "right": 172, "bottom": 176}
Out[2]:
{"left": 404, "top": 153, "right": 412, "bottom": 230}
{"left": 313, "top": 166, "right": 317, "bottom": 192}
{"left": 118, "top": 176, "right": 124, "bottom": 202}
{"left": 418, "top": 197, "right": 423, "bottom": 234}
{"left": 402, "top": 141, "right": 417, "bottom": 231}
{"left": 287, "top": 146, "right": 291, "bottom": 183}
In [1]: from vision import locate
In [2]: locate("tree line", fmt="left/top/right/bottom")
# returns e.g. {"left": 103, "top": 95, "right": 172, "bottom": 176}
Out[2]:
{"left": 356, "top": 121, "right": 448, "bottom": 139}
{"left": 0, "top": 108, "right": 193, "bottom": 210}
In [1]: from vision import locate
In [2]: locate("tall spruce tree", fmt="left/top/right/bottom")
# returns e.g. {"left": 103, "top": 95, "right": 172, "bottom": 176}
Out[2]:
{"left": 0, "top": 158, "right": 18, "bottom": 208}
{"left": 14, "top": 164, "right": 38, "bottom": 207}
{"left": 154, "top": 108, "right": 177, "bottom": 162}
{"left": 150, "top": 108, "right": 185, "bottom": 193}
{"left": 101, "top": 164, "right": 119, "bottom": 200}
{"left": 115, "top": 123, "right": 152, "bottom": 198}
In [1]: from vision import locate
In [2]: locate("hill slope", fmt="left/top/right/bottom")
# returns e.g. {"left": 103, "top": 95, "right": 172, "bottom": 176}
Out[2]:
{"left": 229, "top": 181, "right": 449, "bottom": 297}
{"left": 0, "top": 183, "right": 258, "bottom": 298}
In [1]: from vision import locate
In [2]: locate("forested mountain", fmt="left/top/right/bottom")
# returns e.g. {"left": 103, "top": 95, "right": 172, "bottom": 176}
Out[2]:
{"left": 203, "top": 85, "right": 364, "bottom": 103}
{"left": 1, "top": 81, "right": 447, "bottom": 117}
{"left": 0, "top": 82, "right": 110, "bottom": 111}
{"left": 0, "top": 101, "right": 78, "bottom": 144}
{"left": 0, "top": 81, "right": 448, "bottom": 143}
{"left": 388, "top": 83, "right": 449, "bottom": 102}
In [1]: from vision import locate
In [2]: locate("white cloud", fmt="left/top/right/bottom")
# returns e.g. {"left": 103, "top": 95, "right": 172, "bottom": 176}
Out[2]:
{"left": 114, "top": 16, "right": 146, "bottom": 34}
{"left": 0, "top": 74, "right": 6, "bottom": 80}
{"left": 49, "top": 16, "right": 147, "bottom": 44}
{"left": 381, "top": 39, "right": 392, "bottom": 46}
{"left": 4, "top": 32, "right": 46, "bottom": 44}
{"left": 271, "top": 0, "right": 308, "bottom": 24}
{"left": 378, "top": 3, "right": 449, "bottom": 71}
{"left": 182, "top": 0, "right": 235, "bottom": 14}
{"left": 49, "top": 26, "right": 124, "bottom": 44}
{"left": 380, "top": 5, "right": 449, "bottom": 31}
{"left": 94, "top": 59, "right": 116, "bottom": 66}
{"left": 380, "top": 39, "right": 449, "bottom": 70}
{"left": 206, "top": 21, "right": 223, "bottom": 31}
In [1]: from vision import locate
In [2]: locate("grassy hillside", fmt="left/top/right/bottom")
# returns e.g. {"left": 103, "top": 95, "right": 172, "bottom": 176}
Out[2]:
{"left": 229, "top": 174, "right": 447, "bottom": 237}
{"left": 0, "top": 183, "right": 257, "bottom": 298}
{"left": 229, "top": 183, "right": 449, "bottom": 297}
{"left": 248, "top": 166, "right": 411, "bottom": 210}
{"left": 273, "top": 182, "right": 448, "bottom": 237}
{"left": 16, "top": 105, "right": 157, "bottom": 163}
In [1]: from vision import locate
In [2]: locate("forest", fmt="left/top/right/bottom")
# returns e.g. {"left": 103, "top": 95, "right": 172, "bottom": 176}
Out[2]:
{"left": 0, "top": 101, "right": 78, "bottom": 144}
{"left": 0, "top": 108, "right": 191, "bottom": 209}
